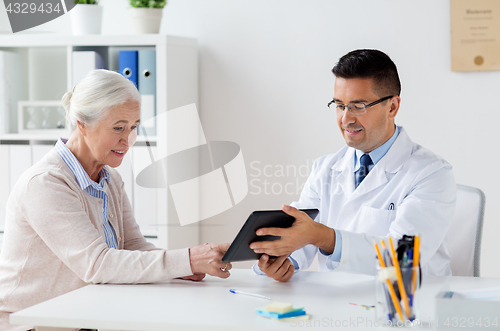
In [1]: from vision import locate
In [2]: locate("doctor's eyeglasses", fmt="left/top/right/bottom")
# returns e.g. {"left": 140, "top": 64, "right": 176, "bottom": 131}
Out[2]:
{"left": 327, "top": 95, "right": 393, "bottom": 115}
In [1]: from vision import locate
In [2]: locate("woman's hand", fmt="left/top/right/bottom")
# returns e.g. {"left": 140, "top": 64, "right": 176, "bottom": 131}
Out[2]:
{"left": 189, "top": 243, "right": 232, "bottom": 279}
{"left": 179, "top": 273, "right": 206, "bottom": 282}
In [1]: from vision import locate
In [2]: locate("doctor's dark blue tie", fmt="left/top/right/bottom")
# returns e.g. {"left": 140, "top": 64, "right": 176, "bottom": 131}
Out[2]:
{"left": 355, "top": 153, "right": 373, "bottom": 188}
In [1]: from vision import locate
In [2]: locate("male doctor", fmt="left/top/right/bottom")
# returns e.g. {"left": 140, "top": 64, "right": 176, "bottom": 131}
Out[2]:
{"left": 251, "top": 49, "right": 456, "bottom": 282}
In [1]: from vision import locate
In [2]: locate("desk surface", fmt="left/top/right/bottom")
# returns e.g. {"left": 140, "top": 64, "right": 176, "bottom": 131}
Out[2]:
{"left": 10, "top": 269, "right": 500, "bottom": 330}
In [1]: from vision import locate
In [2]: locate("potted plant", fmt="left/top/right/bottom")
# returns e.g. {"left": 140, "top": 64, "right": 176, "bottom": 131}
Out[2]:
{"left": 129, "top": 0, "right": 167, "bottom": 34}
{"left": 70, "top": 0, "right": 103, "bottom": 35}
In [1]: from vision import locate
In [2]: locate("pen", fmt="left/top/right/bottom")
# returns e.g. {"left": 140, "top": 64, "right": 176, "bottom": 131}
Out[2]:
{"left": 229, "top": 289, "right": 271, "bottom": 300}
{"left": 389, "top": 238, "right": 411, "bottom": 320}
{"left": 380, "top": 240, "right": 392, "bottom": 267}
{"left": 403, "top": 250, "right": 413, "bottom": 303}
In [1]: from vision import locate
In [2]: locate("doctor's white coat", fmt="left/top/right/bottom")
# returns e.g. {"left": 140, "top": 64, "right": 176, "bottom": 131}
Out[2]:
{"left": 290, "top": 126, "right": 456, "bottom": 276}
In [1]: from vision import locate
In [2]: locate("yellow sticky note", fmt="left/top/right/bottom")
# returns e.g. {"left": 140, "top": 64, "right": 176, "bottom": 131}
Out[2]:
{"left": 266, "top": 302, "right": 293, "bottom": 314}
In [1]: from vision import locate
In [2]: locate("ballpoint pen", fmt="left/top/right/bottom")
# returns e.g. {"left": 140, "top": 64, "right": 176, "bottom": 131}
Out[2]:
{"left": 380, "top": 240, "right": 392, "bottom": 267}
{"left": 229, "top": 289, "right": 271, "bottom": 300}
{"left": 377, "top": 257, "right": 396, "bottom": 321}
{"left": 389, "top": 238, "right": 411, "bottom": 320}
{"left": 404, "top": 250, "right": 414, "bottom": 304}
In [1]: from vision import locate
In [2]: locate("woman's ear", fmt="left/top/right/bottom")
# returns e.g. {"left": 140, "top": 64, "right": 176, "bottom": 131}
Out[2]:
{"left": 76, "top": 120, "right": 86, "bottom": 136}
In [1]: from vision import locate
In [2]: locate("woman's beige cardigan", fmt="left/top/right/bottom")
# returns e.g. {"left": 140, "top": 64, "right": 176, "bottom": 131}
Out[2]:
{"left": 0, "top": 148, "right": 193, "bottom": 330}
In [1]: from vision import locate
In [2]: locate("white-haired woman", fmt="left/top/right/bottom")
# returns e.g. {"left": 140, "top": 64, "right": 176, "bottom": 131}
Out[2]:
{"left": 0, "top": 70, "right": 231, "bottom": 331}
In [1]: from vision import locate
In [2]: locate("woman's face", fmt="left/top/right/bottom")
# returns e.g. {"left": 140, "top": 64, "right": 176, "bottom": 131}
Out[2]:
{"left": 83, "top": 101, "right": 140, "bottom": 169}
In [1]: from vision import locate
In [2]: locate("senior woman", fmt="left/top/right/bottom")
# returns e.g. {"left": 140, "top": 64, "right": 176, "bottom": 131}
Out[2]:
{"left": 0, "top": 69, "right": 232, "bottom": 331}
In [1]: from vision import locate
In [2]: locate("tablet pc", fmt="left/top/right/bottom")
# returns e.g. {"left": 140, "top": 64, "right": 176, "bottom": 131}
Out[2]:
{"left": 222, "top": 208, "right": 319, "bottom": 262}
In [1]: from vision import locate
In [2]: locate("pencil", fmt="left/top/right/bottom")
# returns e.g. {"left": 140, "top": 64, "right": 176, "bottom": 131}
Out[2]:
{"left": 374, "top": 241, "right": 404, "bottom": 321}
{"left": 412, "top": 235, "right": 420, "bottom": 293}
{"left": 389, "top": 238, "right": 411, "bottom": 320}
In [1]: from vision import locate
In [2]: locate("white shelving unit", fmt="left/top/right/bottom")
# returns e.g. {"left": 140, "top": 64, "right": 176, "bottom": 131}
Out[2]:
{"left": 0, "top": 34, "right": 199, "bottom": 250}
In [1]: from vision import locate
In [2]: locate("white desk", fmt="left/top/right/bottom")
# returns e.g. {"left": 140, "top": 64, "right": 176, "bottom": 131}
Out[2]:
{"left": 10, "top": 269, "right": 500, "bottom": 331}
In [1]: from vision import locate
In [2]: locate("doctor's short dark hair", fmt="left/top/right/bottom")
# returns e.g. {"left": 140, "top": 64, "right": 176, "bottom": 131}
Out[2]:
{"left": 332, "top": 49, "right": 401, "bottom": 97}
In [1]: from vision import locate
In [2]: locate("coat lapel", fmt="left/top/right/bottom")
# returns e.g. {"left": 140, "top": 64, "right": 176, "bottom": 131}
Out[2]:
{"left": 331, "top": 147, "right": 355, "bottom": 197}
{"left": 337, "top": 127, "right": 414, "bottom": 203}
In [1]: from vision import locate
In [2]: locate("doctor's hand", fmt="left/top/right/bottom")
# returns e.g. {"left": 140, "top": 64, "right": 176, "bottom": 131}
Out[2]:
{"left": 258, "top": 254, "right": 294, "bottom": 282}
{"left": 189, "top": 243, "right": 232, "bottom": 279}
{"left": 258, "top": 254, "right": 295, "bottom": 282}
{"left": 250, "top": 205, "right": 336, "bottom": 257}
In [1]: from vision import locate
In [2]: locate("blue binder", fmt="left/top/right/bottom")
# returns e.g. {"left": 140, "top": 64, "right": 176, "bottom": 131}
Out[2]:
{"left": 138, "top": 49, "right": 156, "bottom": 135}
{"left": 118, "top": 50, "right": 138, "bottom": 88}
{"left": 138, "top": 50, "right": 156, "bottom": 97}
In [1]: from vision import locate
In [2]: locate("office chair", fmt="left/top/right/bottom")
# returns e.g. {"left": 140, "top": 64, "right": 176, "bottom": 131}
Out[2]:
{"left": 446, "top": 184, "right": 485, "bottom": 277}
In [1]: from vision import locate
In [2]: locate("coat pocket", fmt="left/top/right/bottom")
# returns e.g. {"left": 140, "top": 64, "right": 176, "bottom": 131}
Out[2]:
{"left": 357, "top": 206, "right": 395, "bottom": 236}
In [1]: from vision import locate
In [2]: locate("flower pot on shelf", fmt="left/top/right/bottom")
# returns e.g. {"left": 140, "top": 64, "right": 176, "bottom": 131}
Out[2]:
{"left": 130, "top": 8, "right": 163, "bottom": 34}
{"left": 70, "top": 4, "right": 103, "bottom": 35}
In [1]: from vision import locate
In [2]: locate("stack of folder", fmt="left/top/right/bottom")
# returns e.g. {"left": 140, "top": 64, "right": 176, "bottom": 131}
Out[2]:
{"left": 256, "top": 302, "right": 309, "bottom": 321}
{"left": 119, "top": 49, "right": 156, "bottom": 136}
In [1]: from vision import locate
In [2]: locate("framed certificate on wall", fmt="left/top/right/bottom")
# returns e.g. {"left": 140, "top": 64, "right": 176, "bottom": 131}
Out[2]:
{"left": 451, "top": 0, "right": 500, "bottom": 71}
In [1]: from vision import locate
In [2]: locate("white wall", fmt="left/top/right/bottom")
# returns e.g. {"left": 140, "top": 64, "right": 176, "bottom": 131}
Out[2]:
{"left": 2, "top": 0, "right": 499, "bottom": 276}
{"left": 161, "top": 0, "right": 500, "bottom": 276}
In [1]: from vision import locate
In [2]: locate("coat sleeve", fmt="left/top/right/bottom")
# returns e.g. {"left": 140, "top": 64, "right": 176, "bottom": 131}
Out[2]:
{"left": 21, "top": 171, "right": 193, "bottom": 284}
{"left": 288, "top": 159, "right": 323, "bottom": 270}
{"left": 337, "top": 164, "right": 456, "bottom": 275}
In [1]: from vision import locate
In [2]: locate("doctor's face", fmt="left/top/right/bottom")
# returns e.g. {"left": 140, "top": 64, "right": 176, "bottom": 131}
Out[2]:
{"left": 334, "top": 77, "right": 400, "bottom": 153}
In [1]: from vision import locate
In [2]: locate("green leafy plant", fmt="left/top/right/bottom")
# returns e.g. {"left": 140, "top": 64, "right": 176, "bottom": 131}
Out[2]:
{"left": 130, "top": 0, "right": 166, "bottom": 8}
{"left": 74, "top": 0, "right": 99, "bottom": 4}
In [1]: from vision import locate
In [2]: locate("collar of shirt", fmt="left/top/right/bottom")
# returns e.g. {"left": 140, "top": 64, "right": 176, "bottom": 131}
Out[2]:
{"left": 55, "top": 138, "right": 111, "bottom": 191}
{"left": 354, "top": 125, "right": 401, "bottom": 172}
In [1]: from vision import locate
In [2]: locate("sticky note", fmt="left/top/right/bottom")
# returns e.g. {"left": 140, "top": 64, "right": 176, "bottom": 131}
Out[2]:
{"left": 277, "top": 314, "right": 311, "bottom": 322}
{"left": 256, "top": 308, "right": 306, "bottom": 319}
{"left": 265, "top": 302, "right": 293, "bottom": 314}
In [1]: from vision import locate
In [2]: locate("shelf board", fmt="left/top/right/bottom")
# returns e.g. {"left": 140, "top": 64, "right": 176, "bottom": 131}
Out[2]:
{"left": 0, "top": 134, "right": 157, "bottom": 143}
{"left": 0, "top": 133, "right": 62, "bottom": 142}
{"left": 0, "top": 33, "right": 196, "bottom": 48}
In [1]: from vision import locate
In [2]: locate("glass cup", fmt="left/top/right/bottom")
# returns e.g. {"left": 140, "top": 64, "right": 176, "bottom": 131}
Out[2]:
{"left": 375, "top": 265, "right": 421, "bottom": 327}
{"left": 26, "top": 106, "right": 39, "bottom": 130}
{"left": 41, "top": 106, "right": 51, "bottom": 129}
{"left": 56, "top": 106, "right": 66, "bottom": 129}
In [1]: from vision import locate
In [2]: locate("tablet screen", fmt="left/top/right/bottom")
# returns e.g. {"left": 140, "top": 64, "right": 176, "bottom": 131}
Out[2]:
{"left": 222, "top": 209, "right": 319, "bottom": 262}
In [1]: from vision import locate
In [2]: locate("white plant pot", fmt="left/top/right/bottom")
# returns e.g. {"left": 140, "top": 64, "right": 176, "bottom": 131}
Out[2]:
{"left": 70, "top": 4, "right": 103, "bottom": 35}
{"left": 130, "top": 8, "right": 163, "bottom": 34}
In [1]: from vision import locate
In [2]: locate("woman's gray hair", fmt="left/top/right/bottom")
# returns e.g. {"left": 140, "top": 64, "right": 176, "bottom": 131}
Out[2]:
{"left": 61, "top": 69, "right": 141, "bottom": 132}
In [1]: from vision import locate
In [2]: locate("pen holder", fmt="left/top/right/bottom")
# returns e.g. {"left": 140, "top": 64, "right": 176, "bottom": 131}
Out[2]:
{"left": 375, "top": 265, "right": 421, "bottom": 327}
